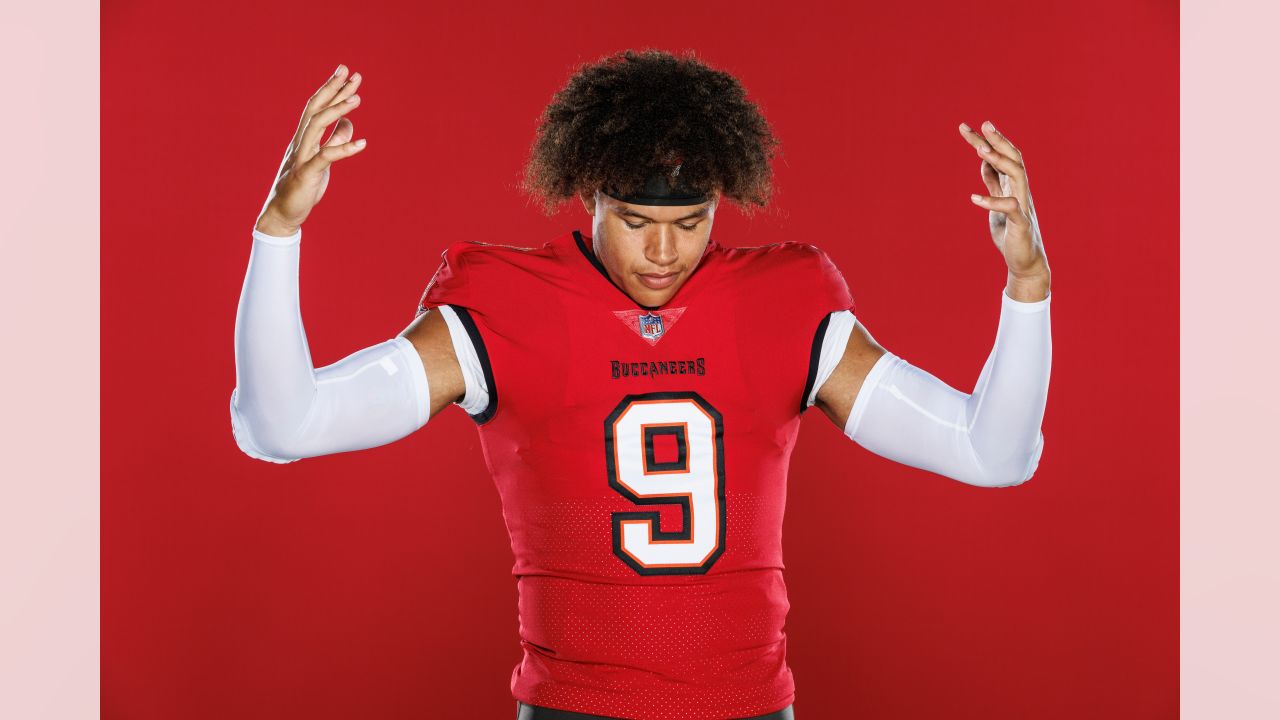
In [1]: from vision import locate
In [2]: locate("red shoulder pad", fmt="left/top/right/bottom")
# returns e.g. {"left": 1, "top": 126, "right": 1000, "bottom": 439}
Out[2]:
{"left": 415, "top": 240, "right": 544, "bottom": 318}
{"left": 809, "top": 243, "right": 856, "bottom": 315}
{"left": 416, "top": 241, "right": 479, "bottom": 317}
{"left": 780, "top": 242, "right": 857, "bottom": 317}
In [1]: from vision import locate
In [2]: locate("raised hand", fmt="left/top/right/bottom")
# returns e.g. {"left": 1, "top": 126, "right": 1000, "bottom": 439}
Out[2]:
{"left": 959, "top": 120, "right": 1051, "bottom": 301}
{"left": 255, "top": 64, "right": 366, "bottom": 236}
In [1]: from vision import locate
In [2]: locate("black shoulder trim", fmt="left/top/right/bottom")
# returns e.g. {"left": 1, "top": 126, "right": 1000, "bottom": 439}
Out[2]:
{"left": 800, "top": 313, "right": 832, "bottom": 415}
{"left": 451, "top": 306, "right": 498, "bottom": 425}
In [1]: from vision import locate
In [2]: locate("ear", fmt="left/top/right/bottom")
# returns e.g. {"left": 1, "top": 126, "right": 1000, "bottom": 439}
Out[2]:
{"left": 579, "top": 189, "right": 597, "bottom": 216}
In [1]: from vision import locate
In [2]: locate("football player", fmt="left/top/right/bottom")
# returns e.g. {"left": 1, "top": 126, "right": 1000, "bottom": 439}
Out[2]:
{"left": 231, "top": 50, "right": 1051, "bottom": 720}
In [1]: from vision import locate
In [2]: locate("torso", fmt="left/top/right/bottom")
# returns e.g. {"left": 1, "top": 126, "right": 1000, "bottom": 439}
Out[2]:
{"left": 416, "top": 228, "right": 854, "bottom": 719}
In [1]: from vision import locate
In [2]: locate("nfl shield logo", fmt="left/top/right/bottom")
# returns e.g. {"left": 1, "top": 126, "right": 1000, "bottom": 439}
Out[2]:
{"left": 613, "top": 306, "right": 685, "bottom": 345}
{"left": 639, "top": 312, "right": 665, "bottom": 340}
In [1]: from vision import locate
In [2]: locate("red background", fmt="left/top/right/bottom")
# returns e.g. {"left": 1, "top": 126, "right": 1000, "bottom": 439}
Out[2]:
{"left": 103, "top": 1, "right": 1178, "bottom": 718}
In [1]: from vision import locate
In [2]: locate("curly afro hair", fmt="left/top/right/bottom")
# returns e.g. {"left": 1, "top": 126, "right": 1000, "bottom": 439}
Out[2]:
{"left": 520, "top": 48, "right": 781, "bottom": 216}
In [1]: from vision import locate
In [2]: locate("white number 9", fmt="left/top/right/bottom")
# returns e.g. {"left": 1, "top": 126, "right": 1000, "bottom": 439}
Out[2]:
{"left": 604, "top": 391, "right": 726, "bottom": 575}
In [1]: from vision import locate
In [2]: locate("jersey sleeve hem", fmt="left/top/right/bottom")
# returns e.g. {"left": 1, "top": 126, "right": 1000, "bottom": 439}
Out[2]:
{"left": 799, "top": 313, "right": 833, "bottom": 415}
{"left": 449, "top": 306, "right": 498, "bottom": 425}
{"left": 806, "top": 310, "right": 859, "bottom": 410}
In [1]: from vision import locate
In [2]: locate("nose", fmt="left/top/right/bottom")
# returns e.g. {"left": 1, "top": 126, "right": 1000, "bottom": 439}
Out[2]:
{"left": 643, "top": 226, "right": 679, "bottom": 267}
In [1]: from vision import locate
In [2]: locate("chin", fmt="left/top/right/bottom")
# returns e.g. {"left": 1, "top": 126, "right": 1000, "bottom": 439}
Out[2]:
{"left": 632, "top": 286, "right": 674, "bottom": 306}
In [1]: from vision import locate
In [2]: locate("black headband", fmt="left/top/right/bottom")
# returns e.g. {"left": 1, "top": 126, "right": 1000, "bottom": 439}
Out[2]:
{"left": 601, "top": 159, "right": 709, "bottom": 206}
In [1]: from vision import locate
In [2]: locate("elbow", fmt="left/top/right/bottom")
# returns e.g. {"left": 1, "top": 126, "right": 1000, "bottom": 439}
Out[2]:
{"left": 985, "top": 467, "right": 1035, "bottom": 489}
{"left": 229, "top": 387, "right": 302, "bottom": 464}
{"left": 960, "top": 430, "right": 1045, "bottom": 489}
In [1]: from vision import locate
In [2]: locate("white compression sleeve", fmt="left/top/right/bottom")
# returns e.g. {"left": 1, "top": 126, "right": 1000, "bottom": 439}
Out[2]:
{"left": 840, "top": 288, "right": 1052, "bottom": 488}
{"left": 229, "top": 227, "right": 432, "bottom": 463}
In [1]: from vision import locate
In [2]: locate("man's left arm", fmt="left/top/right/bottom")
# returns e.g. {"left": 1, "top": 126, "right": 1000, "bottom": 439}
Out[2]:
{"left": 813, "top": 120, "right": 1052, "bottom": 488}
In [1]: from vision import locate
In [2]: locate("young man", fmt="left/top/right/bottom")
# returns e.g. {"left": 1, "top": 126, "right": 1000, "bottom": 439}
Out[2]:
{"left": 232, "top": 50, "right": 1052, "bottom": 720}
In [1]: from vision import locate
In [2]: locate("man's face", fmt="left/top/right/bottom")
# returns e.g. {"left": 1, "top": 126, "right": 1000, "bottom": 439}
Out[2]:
{"left": 581, "top": 188, "right": 719, "bottom": 307}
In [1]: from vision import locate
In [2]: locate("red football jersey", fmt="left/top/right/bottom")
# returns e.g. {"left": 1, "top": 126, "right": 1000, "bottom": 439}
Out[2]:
{"left": 416, "top": 228, "right": 855, "bottom": 719}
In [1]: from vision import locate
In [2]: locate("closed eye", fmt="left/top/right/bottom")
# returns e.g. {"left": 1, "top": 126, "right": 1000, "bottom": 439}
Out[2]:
{"left": 624, "top": 221, "right": 700, "bottom": 231}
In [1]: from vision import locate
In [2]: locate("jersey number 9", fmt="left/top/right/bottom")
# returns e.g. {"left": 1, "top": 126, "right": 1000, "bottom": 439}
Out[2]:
{"left": 604, "top": 392, "right": 727, "bottom": 575}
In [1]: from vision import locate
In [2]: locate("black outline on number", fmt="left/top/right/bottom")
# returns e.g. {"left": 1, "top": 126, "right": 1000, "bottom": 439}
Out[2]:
{"left": 604, "top": 391, "right": 726, "bottom": 576}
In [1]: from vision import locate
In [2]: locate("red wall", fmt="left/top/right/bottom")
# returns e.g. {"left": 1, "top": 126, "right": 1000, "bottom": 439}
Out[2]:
{"left": 103, "top": 1, "right": 1178, "bottom": 717}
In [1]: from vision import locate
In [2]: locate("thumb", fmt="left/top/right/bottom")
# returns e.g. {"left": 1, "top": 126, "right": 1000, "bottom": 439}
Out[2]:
{"left": 970, "top": 194, "right": 1027, "bottom": 225}
{"left": 302, "top": 136, "right": 367, "bottom": 176}
{"left": 324, "top": 117, "right": 354, "bottom": 147}
{"left": 979, "top": 159, "right": 1001, "bottom": 196}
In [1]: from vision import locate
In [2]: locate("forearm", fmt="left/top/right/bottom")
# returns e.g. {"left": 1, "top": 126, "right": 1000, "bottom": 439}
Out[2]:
{"left": 231, "top": 227, "right": 317, "bottom": 461}
{"left": 963, "top": 288, "right": 1052, "bottom": 484}
{"left": 229, "top": 227, "right": 432, "bottom": 463}
{"left": 844, "top": 288, "right": 1052, "bottom": 487}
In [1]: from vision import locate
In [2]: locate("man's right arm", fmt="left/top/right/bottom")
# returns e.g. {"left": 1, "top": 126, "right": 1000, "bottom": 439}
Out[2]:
{"left": 229, "top": 225, "right": 467, "bottom": 463}
{"left": 398, "top": 307, "right": 466, "bottom": 418}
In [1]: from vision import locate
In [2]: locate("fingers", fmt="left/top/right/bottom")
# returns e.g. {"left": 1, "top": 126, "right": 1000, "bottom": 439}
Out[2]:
{"left": 958, "top": 121, "right": 997, "bottom": 155}
{"left": 297, "top": 92, "right": 362, "bottom": 165}
{"left": 966, "top": 124, "right": 1002, "bottom": 195}
{"left": 317, "top": 75, "right": 360, "bottom": 145}
{"left": 978, "top": 121, "right": 1023, "bottom": 166}
{"left": 307, "top": 65, "right": 352, "bottom": 118}
{"left": 959, "top": 121, "right": 1022, "bottom": 166}
{"left": 975, "top": 147, "right": 1023, "bottom": 187}
{"left": 292, "top": 66, "right": 349, "bottom": 139}
{"left": 959, "top": 120, "right": 1028, "bottom": 195}
{"left": 299, "top": 136, "right": 368, "bottom": 177}
{"left": 289, "top": 66, "right": 363, "bottom": 155}
{"left": 969, "top": 193, "right": 1029, "bottom": 226}
{"left": 327, "top": 71, "right": 362, "bottom": 110}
